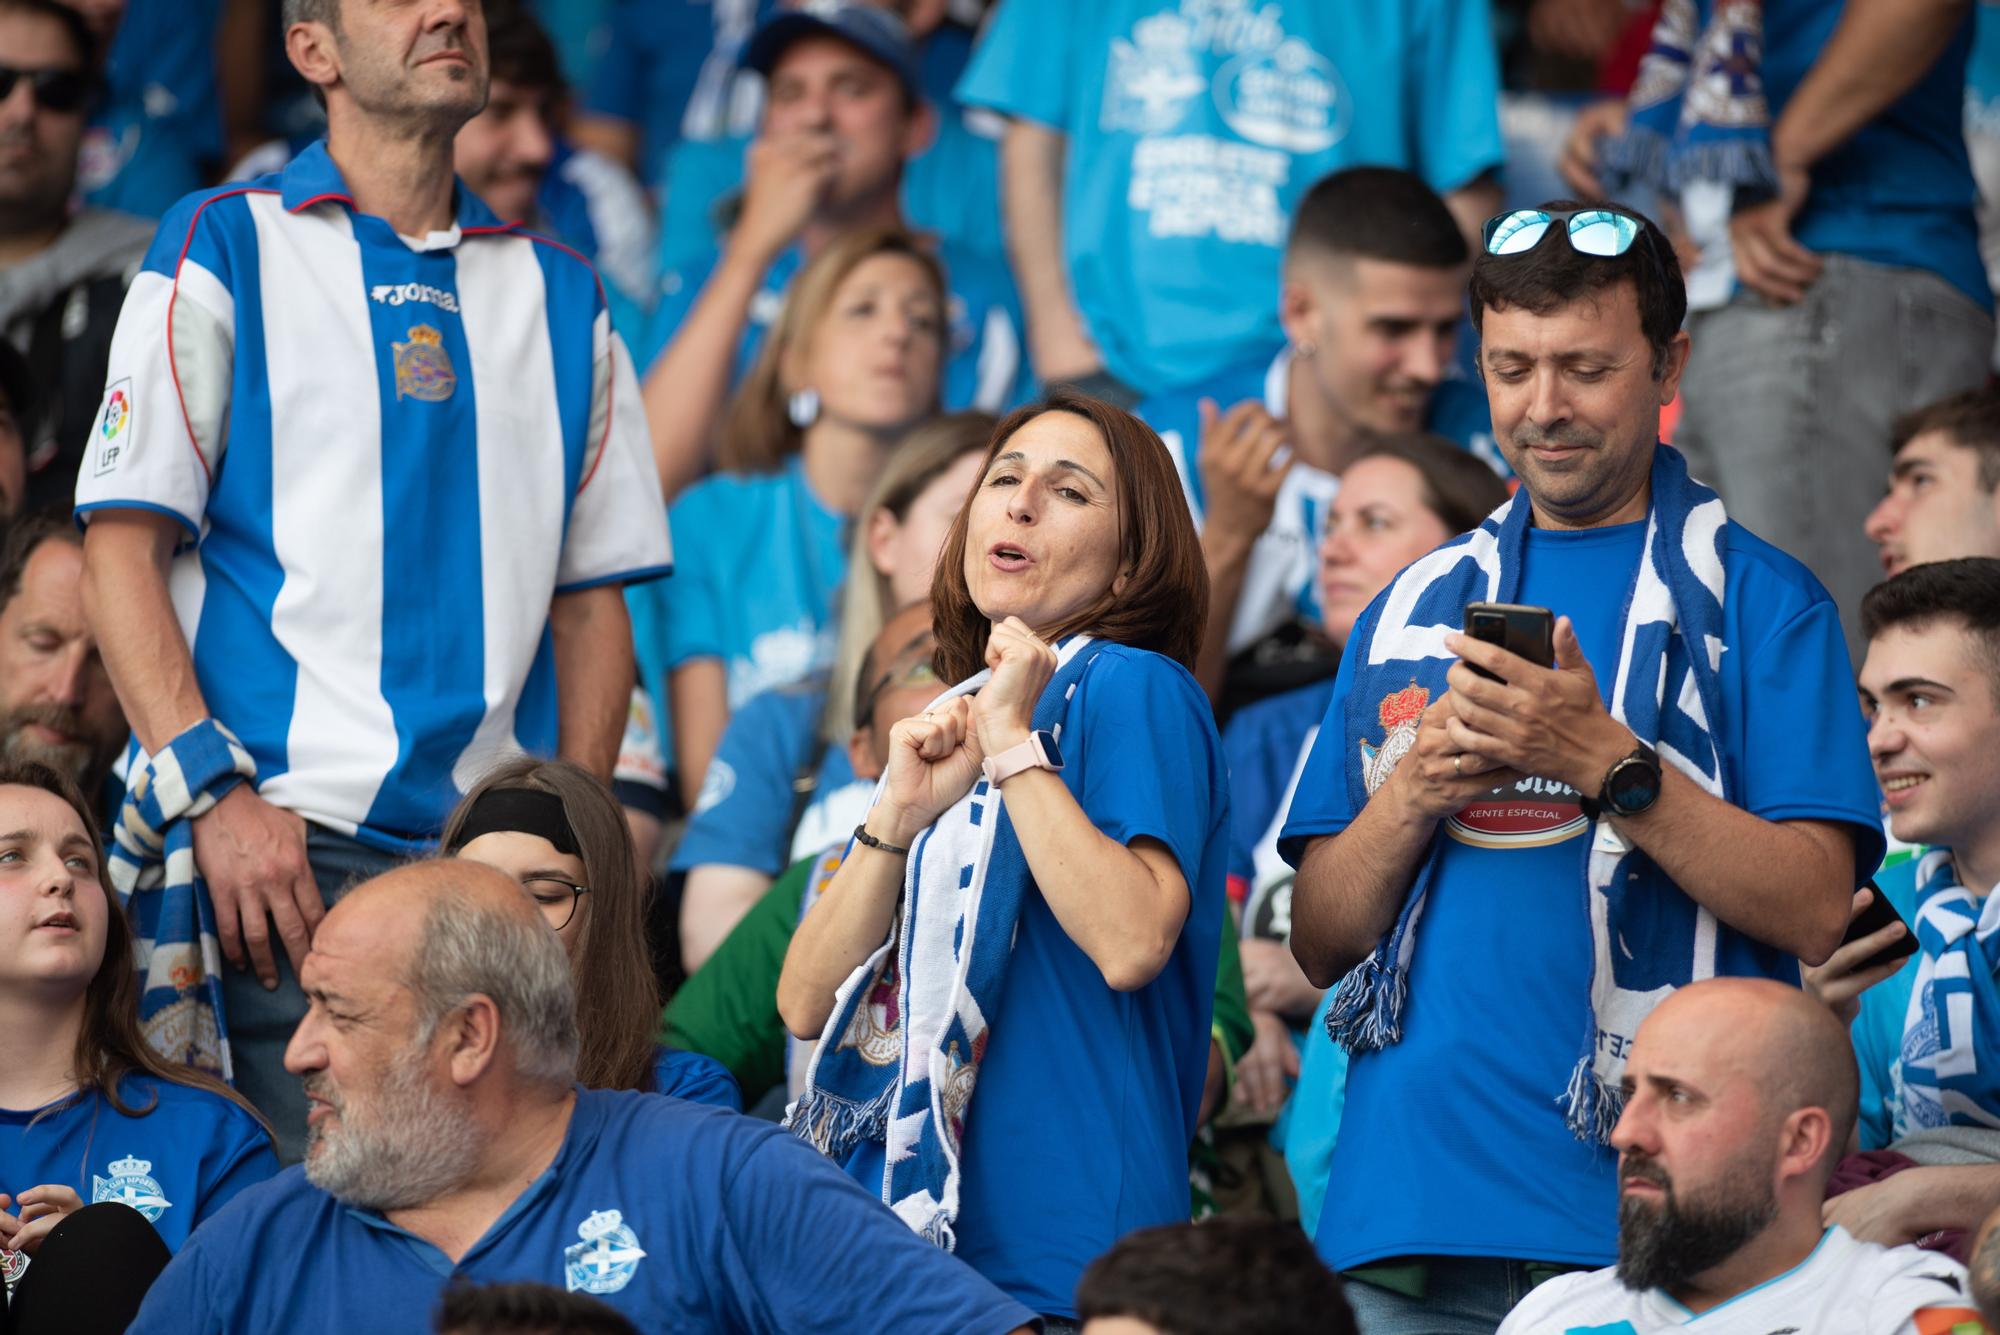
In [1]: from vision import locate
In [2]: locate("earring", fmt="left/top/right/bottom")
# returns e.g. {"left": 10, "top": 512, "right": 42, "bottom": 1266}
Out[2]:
{"left": 788, "top": 388, "right": 820, "bottom": 428}
{"left": 1293, "top": 341, "right": 1317, "bottom": 360}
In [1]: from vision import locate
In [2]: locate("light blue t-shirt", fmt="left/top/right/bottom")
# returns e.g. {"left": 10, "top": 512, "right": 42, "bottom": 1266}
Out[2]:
{"left": 955, "top": 0, "right": 1505, "bottom": 396}
{"left": 1279, "top": 517, "right": 1886, "bottom": 1271}
{"left": 627, "top": 455, "right": 847, "bottom": 731}
{"left": 638, "top": 237, "right": 1028, "bottom": 416}
{"left": 1, "top": 1075, "right": 277, "bottom": 1257}
{"left": 838, "top": 646, "right": 1228, "bottom": 1317}
{"left": 1767, "top": 0, "right": 1989, "bottom": 311}
{"left": 1854, "top": 857, "right": 1924, "bottom": 1151}
{"left": 129, "top": 1088, "right": 1035, "bottom": 1335}
{"left": 670, "top": 680, "right": 863, "bottom": 877}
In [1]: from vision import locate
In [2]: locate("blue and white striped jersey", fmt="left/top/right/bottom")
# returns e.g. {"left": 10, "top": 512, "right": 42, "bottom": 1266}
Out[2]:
{"left": 75, "top": 142, "right": 673, "bottom": 852}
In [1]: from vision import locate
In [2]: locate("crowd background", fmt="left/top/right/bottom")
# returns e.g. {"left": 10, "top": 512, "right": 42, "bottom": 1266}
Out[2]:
{"left": 7, "top": 0, "right": 2000, "bottom": 1333}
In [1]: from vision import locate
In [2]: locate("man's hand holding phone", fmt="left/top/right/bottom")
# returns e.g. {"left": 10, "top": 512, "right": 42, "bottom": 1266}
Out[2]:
{"left": 1443, "top": 612, "right": 1634, "bottom": 797}
{"left": 1802, "top": 885, "right": 1916, "bottom": 1025}
{"left": 1388, "top": 696, "right": 1522, "bottom": 824}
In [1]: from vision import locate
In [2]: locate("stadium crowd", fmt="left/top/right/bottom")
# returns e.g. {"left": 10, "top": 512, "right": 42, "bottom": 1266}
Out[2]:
{"left": 7, "top": 0, "right": 2000, "bottom": 1332}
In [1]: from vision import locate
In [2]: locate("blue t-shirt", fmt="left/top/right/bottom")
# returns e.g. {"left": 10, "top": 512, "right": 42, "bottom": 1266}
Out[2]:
{"left": 1970, "top": 1, "right": 2000, "bottom": 135}
{"left": 78, "top": 0, "right": 223, "bottom": 218}
{"left": 955, "top": 0, "right": 1504, "bottom": 396}
{"left": 627, "top": 455, "right": 848, "bottom": 725}
{"left": 1, "top": 1075, "right": 276, "bottom": 1257}
{"left": 1766, "top": 0, "right": 1989, "bottom": 311}
{"left": 841, "top": 645, "right": 1229, "bottom": 1316}
{"left": 638, "top": 238, "right": 1028, "bottom": 416}
{"left": 1222, "top": 674, "right": 1337, "bottom": 900}
{"left": 129, "top": 1088, "right": 1033, "bottom": 1335}
{"left": 670, "top": 680, "right": 863, "bottom": 877}
{"left": 583, "top": 0, "right": 774, "bottom": 190}
{"left": 1278, "top": 517, "right": 1886, "bottom": 1271}
{"left": 654, "top": 1045, "right": 743, "bottom": 1111}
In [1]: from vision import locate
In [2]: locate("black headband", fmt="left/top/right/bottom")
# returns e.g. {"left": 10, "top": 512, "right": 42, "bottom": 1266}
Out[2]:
{"left": 447, "top": 788, "right": 580, "bottom": 857}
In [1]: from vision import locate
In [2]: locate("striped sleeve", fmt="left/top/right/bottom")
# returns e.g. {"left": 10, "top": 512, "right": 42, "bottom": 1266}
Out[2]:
{"left": 556, "top": 312, "right": 673, "bottom": 592}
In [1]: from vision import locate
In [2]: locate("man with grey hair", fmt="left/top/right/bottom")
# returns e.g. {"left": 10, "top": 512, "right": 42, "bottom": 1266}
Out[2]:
{"left": 127, "top": 861, "right": 1037, "bottom": 1335}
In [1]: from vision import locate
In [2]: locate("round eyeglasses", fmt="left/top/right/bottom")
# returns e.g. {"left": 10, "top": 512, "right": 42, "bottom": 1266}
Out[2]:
{"left": 522, "top": 876, "right": 590, "bottom": 931}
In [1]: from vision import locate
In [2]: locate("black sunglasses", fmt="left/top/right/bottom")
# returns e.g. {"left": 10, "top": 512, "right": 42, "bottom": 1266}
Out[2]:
{"left": 0, "top": 65, "right": 94, "bottom": 114}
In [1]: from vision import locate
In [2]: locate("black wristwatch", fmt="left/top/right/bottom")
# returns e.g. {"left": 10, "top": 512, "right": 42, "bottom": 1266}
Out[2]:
{"left": 1578, "top": 741, "right": 1662, "bottom": 821}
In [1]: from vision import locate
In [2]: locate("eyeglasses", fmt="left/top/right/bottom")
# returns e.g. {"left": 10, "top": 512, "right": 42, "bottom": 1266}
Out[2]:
{"left": 0, "top": 65, "right": 94, "bottom": 115}
{"left": 856, "top": 655, "right": 939, "bottom": 725}
{"left": 1483, "top": 206, "right": 1657, "bottom": 258}
{"left": 522, "top": 876, "right": 590, "bottom": 931}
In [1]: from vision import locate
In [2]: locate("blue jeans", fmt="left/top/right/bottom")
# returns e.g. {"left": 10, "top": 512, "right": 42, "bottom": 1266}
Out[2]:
{"left": 1341, "top": 1258, "right": 1568, "bottom": 1335}
{"left": 218, "top": 824, "right": 400, "bottom": 1164}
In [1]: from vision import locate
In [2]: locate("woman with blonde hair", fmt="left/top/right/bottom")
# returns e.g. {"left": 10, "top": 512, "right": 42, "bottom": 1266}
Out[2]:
{"left": 442, "top": 757, "right": 737, "bottom": 1107}
{"left": 672, "top": 411, "right": 991, "bottom": 971}
{"left": 628, "top": 228, "right": 949, "bottom": 818}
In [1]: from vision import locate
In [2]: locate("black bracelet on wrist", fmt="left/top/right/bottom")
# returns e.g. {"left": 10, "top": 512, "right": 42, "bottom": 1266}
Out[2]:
{"left": 852, "top": 823, "right": 910, "bottom": 856}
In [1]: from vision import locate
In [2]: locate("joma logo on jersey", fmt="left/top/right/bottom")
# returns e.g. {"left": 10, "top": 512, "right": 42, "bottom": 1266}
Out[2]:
{"left": 370, "top": 282, "right": 460, "bottom": 314}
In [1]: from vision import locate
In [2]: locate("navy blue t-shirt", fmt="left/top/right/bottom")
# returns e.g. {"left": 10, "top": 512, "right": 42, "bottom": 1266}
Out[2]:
{"left": 1278, "top": 518, "right": 1885, "bottom": 1271}
{"left": 1, "top": 1074, "right": 276, "bottom": 1258}
{"left": 841, "top": 645, "right": 1228, "bottom": 1317}
{"left": 128, "top": 1088, "right": 1034, "bottom": 1335}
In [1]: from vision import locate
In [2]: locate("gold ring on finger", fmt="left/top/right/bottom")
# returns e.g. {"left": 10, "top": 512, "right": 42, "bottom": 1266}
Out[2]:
{"left": 1453, "top": 754, "right": 1463, "bottom": 776}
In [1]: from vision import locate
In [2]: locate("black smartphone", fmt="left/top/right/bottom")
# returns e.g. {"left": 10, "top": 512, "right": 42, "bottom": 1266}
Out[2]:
{"left": 1463, "top": 602, "right": 1556, "bottom": 682}
{"left": 1842, "top": 880, "right": 1920, "bottom": 974}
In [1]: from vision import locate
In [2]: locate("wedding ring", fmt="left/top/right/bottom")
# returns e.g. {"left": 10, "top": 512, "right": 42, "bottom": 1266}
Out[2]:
{"left": 1453, "top": 755, "right": 1463, "bottom": 775}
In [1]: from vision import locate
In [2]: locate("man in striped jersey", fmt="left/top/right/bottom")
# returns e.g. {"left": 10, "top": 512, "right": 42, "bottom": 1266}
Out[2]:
{"left": 72, "top": 0, "right": 671, "bottom": 1159}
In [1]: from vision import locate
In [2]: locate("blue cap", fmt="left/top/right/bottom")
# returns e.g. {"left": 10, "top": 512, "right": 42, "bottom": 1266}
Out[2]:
{"left": 741, "top": 2, "right": 924, "bottom": 104}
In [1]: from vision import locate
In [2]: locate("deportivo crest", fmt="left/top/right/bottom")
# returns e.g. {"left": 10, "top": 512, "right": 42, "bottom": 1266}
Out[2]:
{"left": 92, "top": 1153, "right": 171, "bottom": 1222}
{"left": 1, "top": 1243, "right": 27, "bottom": 1289}
{"left": 1358, "top": 682, "right": 1428, "bottom": 794}
{"left": 393, "top": 324, "right": 457, "bottom": 402}
{"left": 563, "top": 1208, "right": 646, "bottom": 1296}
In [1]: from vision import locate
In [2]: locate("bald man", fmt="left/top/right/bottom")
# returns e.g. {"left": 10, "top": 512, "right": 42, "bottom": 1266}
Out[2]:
{"left": 1499, "top": 979, "right": 1983, "bottom": 1335}
{"left": 129, "top": 861, "right": 1036, "bottom": 1335}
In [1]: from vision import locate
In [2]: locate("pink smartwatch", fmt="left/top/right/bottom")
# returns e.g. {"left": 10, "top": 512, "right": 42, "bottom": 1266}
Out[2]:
{"left": 980, "top": 728, "right": 1065, "bottom": 786}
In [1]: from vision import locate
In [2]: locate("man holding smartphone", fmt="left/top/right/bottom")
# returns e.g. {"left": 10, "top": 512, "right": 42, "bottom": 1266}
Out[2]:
{"left": 1804, "top": 558, "right": 2000, "bottom": 1255}
{"left": 1279, "top": 201, "right": 1884, "bottom": 1334}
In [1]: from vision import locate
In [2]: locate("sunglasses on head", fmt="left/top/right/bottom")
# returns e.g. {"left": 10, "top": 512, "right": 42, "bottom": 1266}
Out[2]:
{"left": 0, "top": 65, "right": 93, "bottom": 114}
{"left": 1482, "top": 207, "right": 1650, "bottom": 259}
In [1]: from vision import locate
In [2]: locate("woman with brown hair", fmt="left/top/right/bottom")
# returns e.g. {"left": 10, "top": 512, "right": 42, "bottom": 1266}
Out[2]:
{"left": 441, "top": 757, "right": 737, "bottom": 1108}
{"left": 777, "top": 391, "right": 1230, "bottom": 1326}
{"left": 627, "top": 227, "right": 949, "bottom": 809}
{"left": 0, "top": 759, "right": 276, "bottom": 1312}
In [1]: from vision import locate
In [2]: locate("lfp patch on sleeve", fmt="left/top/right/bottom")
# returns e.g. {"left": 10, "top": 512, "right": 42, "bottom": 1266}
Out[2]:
{"left": 93, "top": 377, "right": 133, "bottom": 476}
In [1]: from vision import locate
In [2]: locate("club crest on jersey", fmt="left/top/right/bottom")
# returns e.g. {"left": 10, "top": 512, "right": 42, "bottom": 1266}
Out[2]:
{"left": 1358, "top": 682, "right": 1428, "bottom": 794}
{"left": 563, "top": 1208, "right": 646, "bottom": 1296}
{"left": 92, "top": 1153, "right": 171, "bottom": 1222}
{"left": 393, "top": 324, "right": 456, "bottom": 402}
{"left": 1, "top": 1242, "right": 28, "bottom": 1289}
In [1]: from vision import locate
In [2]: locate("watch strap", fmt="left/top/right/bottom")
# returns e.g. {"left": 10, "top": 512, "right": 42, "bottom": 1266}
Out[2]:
{"left": 981, "top": 730, "right": 1059, "bottom": 786}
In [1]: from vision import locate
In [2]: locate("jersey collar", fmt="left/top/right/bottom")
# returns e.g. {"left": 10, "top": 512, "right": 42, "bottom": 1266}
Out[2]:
{"left": 278, "top": 139, "right": 511, "bottom": 237}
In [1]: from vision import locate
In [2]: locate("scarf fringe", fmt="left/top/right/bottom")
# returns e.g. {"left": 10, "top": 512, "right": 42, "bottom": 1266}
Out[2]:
{"left": 921, "top": 1212, "right": 957, "bottom": 1253}
{"left": 1605, "top": 126, "right": 1774, "bottom": 196}
{"left": 1324, "top": 956, "right": 1407, "bottom": 1054}
{"left": 1600, "top": 124, "right": 1673, "bottom": 195}
{"left": 786, "top": 1082, "right": 894, "bottom": 1161}
{"left": 1562, "top": 1055, "right": 1627, "bottom": 1144}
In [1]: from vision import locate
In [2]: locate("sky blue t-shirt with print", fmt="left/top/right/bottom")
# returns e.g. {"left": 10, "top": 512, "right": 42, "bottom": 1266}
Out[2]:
{"left": 2, "top": 1075, "right": 276, "bottom": 1258}
{"left": 627, "top": 456, "right": 848, "bottom": 748}
{"left": 638, "top": 238, "right": 1029, "bottom": 416}
{"left": 128, "top": 1089, "right": 1034, "bottom": 1335}
{"left": 671, "top": 680, "right": 862, "bottom": 877}
{"left": 1278, "top": 516, "right": 1886, "bottom": 1271}
{"left": 955, "top": 0, "right": 1505, "bottom": 397}
{"left": 1766, "top": 0, "right": 1989, "bottom": 311}
{"left": 837, "top": 646, "right": 1228, "bottom": 1317}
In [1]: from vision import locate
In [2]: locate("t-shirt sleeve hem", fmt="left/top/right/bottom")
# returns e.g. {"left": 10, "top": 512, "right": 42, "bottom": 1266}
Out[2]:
{"left": 74, "top": 498, "right": 201, "bottom": 546}
{"left": 1745, "top": 805, "right": 1889, "bottom": 883}
{"left": 555, "top": 562, "right": 674, "bottom": 595}
{"left": 1277, "top": 818, "right": 1351, "bottom": 870}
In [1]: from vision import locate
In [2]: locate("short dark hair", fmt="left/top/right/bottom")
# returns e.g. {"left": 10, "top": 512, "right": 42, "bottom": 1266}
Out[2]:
{"left": 0, "top": 0, "right": 98, "bottom": 70}
{"left": 1288, "top": 166, "right": 1469, "bottom": 271}
{"left": 435, "top": 1282, "right": 637, "bottom": 1335}
{"left": 0, "top": 512, "right": 79, "bottom": 614}
{"left": 1470, "top": 198, "right": 1687, "bottom": 379}
{"left": 1891, "top": 384, "right": 2000, "bottom": 492}
{"left": 280, "top": 0, "right": 341, "bottom": 32}
{"left": 1076, "top": 1219, "right": 1356, "bottom": 1335}
{"left": 1352, "top": 432, "right": 1511, "bottom": 536}
{"left": 931, "top": 390, "right": 1209, "bottom": 682}
{"left": 485, "top": 4, "right": 562, "bottom": 97}
{"left": 1860, "top": 557, "right": 2000, "bottom": 702}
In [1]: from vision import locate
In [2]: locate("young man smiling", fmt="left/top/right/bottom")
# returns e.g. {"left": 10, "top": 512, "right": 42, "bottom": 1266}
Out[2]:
{"left": 1804, "top": 558, "right": 2000, "bottom": 1255}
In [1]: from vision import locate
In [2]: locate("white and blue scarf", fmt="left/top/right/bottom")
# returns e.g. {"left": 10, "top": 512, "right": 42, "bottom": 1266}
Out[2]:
{"left": 789, "top": 636, "right": 1106, "bottom": 1247}
{"left": 1897, "top": 849, "right": 2000, "bottom": 1136}
{"left": 1604, "top": 0, "right": 1776, "bottom": 196}
{"left": 1327, "top": 446, "right": 1733, "bottom": 1143}
{"left": 109, "top": 718, "right": 257, "bottom": 1082}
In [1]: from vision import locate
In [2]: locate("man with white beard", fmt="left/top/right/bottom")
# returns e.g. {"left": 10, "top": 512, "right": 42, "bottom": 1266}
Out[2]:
{"left": 127, "top": 859, "right": 1036, "bottom": 1335}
